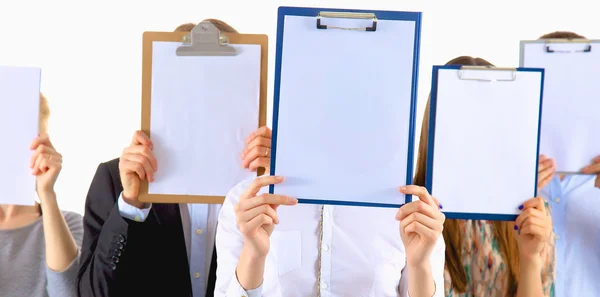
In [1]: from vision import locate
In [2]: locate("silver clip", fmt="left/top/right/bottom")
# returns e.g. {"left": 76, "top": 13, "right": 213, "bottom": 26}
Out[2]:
{"left": 176, "top": 21, "right": 236, "bottom": 56}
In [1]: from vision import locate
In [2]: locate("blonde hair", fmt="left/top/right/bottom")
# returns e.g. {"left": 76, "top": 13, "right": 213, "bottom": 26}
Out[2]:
{"left": 39, "top": 93, "right": 50, "bottom": 133}
{"left": 174, "top": 18, "right": 238, "bottom": 33}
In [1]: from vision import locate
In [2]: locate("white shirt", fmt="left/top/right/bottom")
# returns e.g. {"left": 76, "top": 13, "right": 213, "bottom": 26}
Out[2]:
{"left": 539, "top": 175, "right": 600, "bottom": 296}
{"left": 118, "top": 195, "right": 220, "bottom": 297}
{"left": 215, "top": 179, "right": 445, "bottom": 297}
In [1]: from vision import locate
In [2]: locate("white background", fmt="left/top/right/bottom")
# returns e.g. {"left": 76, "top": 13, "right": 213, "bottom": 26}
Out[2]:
{"left": 1, "top": 0, "right": 596, "bottom": 214}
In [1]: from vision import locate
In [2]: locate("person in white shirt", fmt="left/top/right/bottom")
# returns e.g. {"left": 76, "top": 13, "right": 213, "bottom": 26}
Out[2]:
{"left": 535, "top": 30, "right": 600, "bottom": 297}
{"left": 215, "top": 127, "right": 446, "bottom": 297}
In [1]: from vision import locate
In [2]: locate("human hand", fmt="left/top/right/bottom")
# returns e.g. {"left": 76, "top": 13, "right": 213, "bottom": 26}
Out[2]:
{"left": 241, "top": 126, "right": 271, "bottom": 172}
{"left": 118, "top": 131, "right": 157, "bottom": 208}
{"left": 30, "top": 134, "right": 62, "bottom": 197}
{"left": 537, "top": 154, "right": 555, "bottom": 191}
{"left": 515, "top": 197, "right": 552, "bottom": 263}
{"left": 582, "top": 155, "right": 600, "bottom": 188}
{"left": 235, "top": 175, "right": 297, "bottom": 258}
{"left": 397, "top": 186, "right": 445, "bottom": 268}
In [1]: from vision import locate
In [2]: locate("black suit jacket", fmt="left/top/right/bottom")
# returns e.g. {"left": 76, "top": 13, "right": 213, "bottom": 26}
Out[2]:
{"left": 77, "top": 158, "right": 217, "bottom": 297}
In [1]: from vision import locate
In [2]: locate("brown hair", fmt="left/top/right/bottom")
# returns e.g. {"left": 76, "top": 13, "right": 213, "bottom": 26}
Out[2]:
{"left": 174, "top": 18, "right": 238, "bottom": 33}
{"left": 39, "top": 93, "right": 50, "bottom": 133}
{"left": 414, "top": 56, "right": 520, "bottom": 297}
{"left": 539, "top": 31, "right": 585, "bottom": 39}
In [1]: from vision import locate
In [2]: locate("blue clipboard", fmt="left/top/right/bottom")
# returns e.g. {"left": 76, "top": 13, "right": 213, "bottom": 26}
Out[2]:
{"left": 426, "top": 65, "right": 545, "bottom": 221}
{"left": 269, "top": 6, "right": 422, "bottom": 207}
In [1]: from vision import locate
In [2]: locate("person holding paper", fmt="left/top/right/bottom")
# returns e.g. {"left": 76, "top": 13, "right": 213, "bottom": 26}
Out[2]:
{"left": 0, "top": 94, "right": 83, "bottom": 297}
{"left": 415, "top": 56, "right": 554, "bottom": 297}
{"left": 77, "top": 18, "right": 266, "bottom": 295}
{"left": 215, "top": 148, "right": 446, "bottom": 295}
{"left": 535, "top": 30, "right": 600, "bottom": 297}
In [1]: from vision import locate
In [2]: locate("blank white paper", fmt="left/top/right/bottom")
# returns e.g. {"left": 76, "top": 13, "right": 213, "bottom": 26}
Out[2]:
{"left": 522, "top": 42, "right": 600, "bottom": 172}
{"left": 272, "top": 16, "right": 417, "bottom": 204}
{"left": 148, "top": 42, "right": 260, "bottom": 196}
{"left": 0, "top": 66, "right": 40, "bottom": 205}
{"left": 431, "top": 69, "right": 542, "bottom": 216}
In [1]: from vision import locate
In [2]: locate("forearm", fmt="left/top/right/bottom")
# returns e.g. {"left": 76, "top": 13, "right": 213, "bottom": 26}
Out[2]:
{"left": 516, "top": 257, "right": 544, "bottom": 297}
{"left": 236, "top": 244, "right": 266, "bottom": 290}
{"left": 407, "top": 264, "right": 436, "bottom": 297}
{"left": 40, "top": 192, "right": 79, "bottom": 272}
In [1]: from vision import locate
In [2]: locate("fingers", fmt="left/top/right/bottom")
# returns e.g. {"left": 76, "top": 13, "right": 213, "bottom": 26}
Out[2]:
{"left": 240, "top": 214, "right": 274, "bottom": 236}
{"left": 242, "top": 146, "right": 270, "bottom": 169}
{"left": 520, "top": 196, "right": 545, "bottom": 212}
{"left": 399, "top": 212, "right": 442, "bottom": 233}
{"left": 519, "top": 225, "right": 547, "bottom": 239}
{"left": 515, "top": 207, "right": 546, "bottom": 229}
{"left": 30, "top": 144, "right": 55, "bottom": 168}
{"left": 582, "top": 162, "right": 600, "bottom": 174}
{"left": 249, "top": 157, "right": 270, "bottom": 172}
{"left": 245, "top": 126, "right": 272, "bottom": 145}
{"left": 238, "top": 193, "right": 297, "bottom": 212}
{"left": 241, "top": 136, "right": 271, "bottom": 160}
{"left": 120, "top": 159, "right": 148, "bottom": 180}
{"left": 396, "top": 200, "right": 441, "bottom": 221}
{"left": 398, "top": 185, "right": 436, "bottom": 207}
{"left": 122, "top": 153, "right": 156, "bottom": 181}
{"left": 131, "top": 131, "right": 153, "bottom": 149}
{"left": 123, "top": 145, "right": 158, "bottom": 172}
{"left": 238, "top": 204, "right": 280, "bottom": 224}
{"left": 402, "top": 221, "right": 437, "bottom": 242}
{"left": 241, "top": 176, "right": 286, "bottom": 200}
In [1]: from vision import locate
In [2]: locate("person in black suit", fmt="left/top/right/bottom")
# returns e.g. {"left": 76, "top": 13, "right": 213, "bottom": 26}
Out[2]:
{"left": 76, "top": 19, "right": 272, "bottom": 296}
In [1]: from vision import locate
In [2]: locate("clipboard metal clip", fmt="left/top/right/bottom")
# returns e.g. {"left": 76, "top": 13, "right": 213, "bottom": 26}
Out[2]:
{"left": 544, "top": 38, "right": 592, "bottom": 53}
{"left": 176, "top": 21, "right": 236, "bottom": 56}
{"left": 316, "top": 11, "right": 377, "bottom": 31}
{"left": 457, "top": 66, "right": 517, "bottom": 82}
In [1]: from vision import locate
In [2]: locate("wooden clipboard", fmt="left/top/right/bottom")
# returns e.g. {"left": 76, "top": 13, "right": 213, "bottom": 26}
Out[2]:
{"left": 138, "top": 24, "right": 268, "bottom": 204}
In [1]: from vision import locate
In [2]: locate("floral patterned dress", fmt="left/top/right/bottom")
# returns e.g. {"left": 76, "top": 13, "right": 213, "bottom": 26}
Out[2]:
{"left": 444, "top": 220, "right": 555, "bottom": 297}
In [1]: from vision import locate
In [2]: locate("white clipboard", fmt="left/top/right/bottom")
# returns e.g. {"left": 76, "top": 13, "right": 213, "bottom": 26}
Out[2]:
{"left": 520, "top": 39, "right": 600, "bottom": 174}
{"left": 269, "top": 7, "right": 422, "bottom": 207}
{"left": 426, "top": 65, "right": 544, "bottom": 220}
{"left": 139, "top": 22, "right": 268, "bottom": 203}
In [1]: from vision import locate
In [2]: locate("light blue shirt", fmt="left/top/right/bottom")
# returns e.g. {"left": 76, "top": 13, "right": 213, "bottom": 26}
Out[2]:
{"left": 540, "top": 175, "right": 600, "bottom": 296}
{"left": 118, "top": 194, "right": 220, "bottom": 297}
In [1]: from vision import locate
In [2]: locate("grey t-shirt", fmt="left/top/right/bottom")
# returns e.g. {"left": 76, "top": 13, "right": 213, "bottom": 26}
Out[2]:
{"left": 0, "top": 211, "right": 83, "bottom": 297}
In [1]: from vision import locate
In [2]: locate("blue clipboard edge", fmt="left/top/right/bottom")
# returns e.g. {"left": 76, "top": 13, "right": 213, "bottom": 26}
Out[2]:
{"left": 425, "top": 65, "right": 545, "bottom": 221}
{"left": 269, "top": 6, "right": 422, "bottom": 208}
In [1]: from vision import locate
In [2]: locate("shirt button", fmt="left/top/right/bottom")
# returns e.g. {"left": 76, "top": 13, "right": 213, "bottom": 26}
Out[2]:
{"left": 556, "top": 235, "right": 561, "bottom": 240}
{"left": 194, "top": 272, "right": 200, "bottom": 278}
{"left": 322, "top": 283, "right": 328, "bottom": 289}
{"left": 323, "top": 245, "right": 329, "bottom": 251}
{"left": 134, "top": 215, "right": 141, "bottom": 222}
{"left": 196, "top": 229, "right": 203, "bottom": 235}
{"left": 324, "top": 212, "right": 330, "bottom": 219}
{"left": 555, "top": 197, "right": 560, "bottom": 203}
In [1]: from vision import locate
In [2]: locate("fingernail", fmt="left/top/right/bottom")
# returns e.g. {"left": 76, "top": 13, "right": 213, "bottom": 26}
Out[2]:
{"left": 439, "top": 204, "right": 443, "bottom": 209}
{"left": 399, "top": 186, "right": 407, "bottom": 191}
{"left": 514, "top": 224, "right": 518, "bottom": 230}
{"left": 518, "top": 205, "right": 524, "bottom": 210}
{"left": 276, "top": 176, "right": 284, "bottom": 181}
{"left": 290, "top": 197, "right": 298, "bottom": 204}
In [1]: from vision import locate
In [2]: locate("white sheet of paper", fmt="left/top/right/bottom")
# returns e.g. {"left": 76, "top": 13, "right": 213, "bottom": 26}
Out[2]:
{"left": 272, "top": 16, "right": 417, "bottom": 205}
{"left": 0, "top": 66, "right": 40, "bottom": 205}
{"left": 148, "top": 42, "right": 260, "bottom": 196}
{"left": 521, "top": 42, "right": 600, "bottom": 172}
{"left": 430, "top": 68, "right": 542, "bottom": 216}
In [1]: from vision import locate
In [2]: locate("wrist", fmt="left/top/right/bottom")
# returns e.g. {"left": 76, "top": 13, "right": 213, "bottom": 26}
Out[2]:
{"left": 520, "top": 254, "right": 543, "bottom": 271}
{"left": 237, "top": 244, "right": 267, "bottom": 290}
{"left": 122, "top": 193, "right": 144, "bottom": 209}
{"left": 37, "top": 190, "right": 57, "bottom": 202}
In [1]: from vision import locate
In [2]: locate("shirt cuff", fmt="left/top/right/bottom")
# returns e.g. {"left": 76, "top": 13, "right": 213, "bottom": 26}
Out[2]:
{"left": 226, "top": 272, "right": 263, "bottom": 297}
{"left": 117, "top": 193, "right": 152, "bottom": 222}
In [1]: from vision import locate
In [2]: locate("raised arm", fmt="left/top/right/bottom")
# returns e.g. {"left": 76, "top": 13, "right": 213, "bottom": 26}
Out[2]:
{"left": 30, "top": 134, "right": 82, "bottom": 297}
